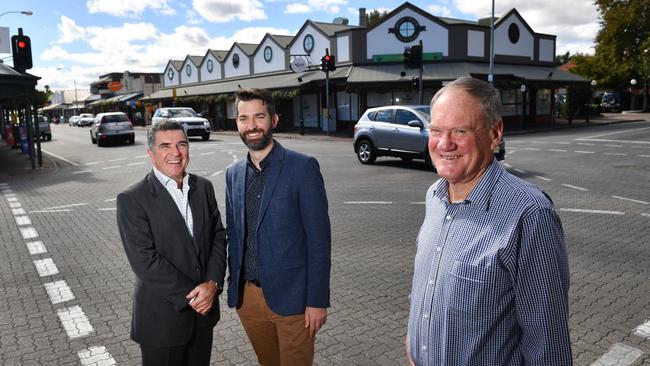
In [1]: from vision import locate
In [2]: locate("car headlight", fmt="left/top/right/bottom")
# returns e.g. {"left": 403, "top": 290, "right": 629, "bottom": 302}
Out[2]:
{"left": 203, "top": 120, "right": 209, "bottom": 125}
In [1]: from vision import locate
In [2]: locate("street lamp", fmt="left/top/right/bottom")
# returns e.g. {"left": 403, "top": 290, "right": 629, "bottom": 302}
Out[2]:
{"left": 631, "top": 79, "right": 638, "bottom": 110}
{"left": 588, "top": 80, "right": 597, "bottom": 123}
{"left": 0, "top": 10, "right": 33, "bottom": 18}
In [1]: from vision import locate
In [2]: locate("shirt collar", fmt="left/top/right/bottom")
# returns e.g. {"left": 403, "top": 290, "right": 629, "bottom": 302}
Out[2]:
{"left": 153, "top": 166, "right": 189, "bottom": 190}
{"left": 246, "top": 141, "right": 276, "bottom": 172}
{"left": 432, "top": 158, "right": 502, "bottom": 211}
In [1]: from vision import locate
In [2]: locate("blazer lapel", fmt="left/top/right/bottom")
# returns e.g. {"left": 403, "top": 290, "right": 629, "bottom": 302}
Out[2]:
{"left": 257, "top": 143, "right": 285, "bottom": 230}
{"left": 188, "top": 174, "right": 202, "bottom": 256}
{"left": 235, "top": 160, "right": 247, "bottom": 240}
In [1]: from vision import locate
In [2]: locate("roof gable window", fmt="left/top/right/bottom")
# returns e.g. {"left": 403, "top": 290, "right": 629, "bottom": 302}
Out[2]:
{"left": 207, "top": 59, "right": 214, "bottom": 73}
{"left": 303, "top": 34, "right": 314, "bottom": 53}
{"left": 233, "top": 53, "right": 240, "bottom": 68}
{"left": 390, "top": 16, "right": 425, "bottom": 43}
{"left": 264, "top": 46, "right": 273, "bottom": 63}
{"left": 167, "top": 68, "right": 174, "bottom": 80}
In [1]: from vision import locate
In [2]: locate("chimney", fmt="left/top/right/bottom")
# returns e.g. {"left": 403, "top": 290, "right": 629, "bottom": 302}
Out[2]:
{"left": 359, "top": 8, "right": 367, "bottom": 27}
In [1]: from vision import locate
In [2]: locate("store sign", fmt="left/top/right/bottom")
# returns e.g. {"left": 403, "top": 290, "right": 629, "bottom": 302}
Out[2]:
{"left": 108, "top": 81, "right": 123, "bottom": 92}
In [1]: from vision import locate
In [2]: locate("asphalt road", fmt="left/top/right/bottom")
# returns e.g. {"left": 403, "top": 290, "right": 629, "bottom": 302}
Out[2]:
{"left": 1, "top": 121, "right": 649, "bottom": 365}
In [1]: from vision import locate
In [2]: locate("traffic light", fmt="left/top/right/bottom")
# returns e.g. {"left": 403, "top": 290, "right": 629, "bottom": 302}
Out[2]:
{"left": 411, "top": 77, "right": 419, "bottom": 88}
{"left": 320, "top": 54, "right": 336, "bottom": 73}
{"left": 11, "top": 29, "right": 33, "bottom": 73}
{"left": 404, "top": 45, "right": 422, "bottom": 69}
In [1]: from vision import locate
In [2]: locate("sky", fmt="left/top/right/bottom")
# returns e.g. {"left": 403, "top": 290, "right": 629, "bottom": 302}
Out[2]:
{"left": 0, "top": 0, "right": 601, "bottom": 91}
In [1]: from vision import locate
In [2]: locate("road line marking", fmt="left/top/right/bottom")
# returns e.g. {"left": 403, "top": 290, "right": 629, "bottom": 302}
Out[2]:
{"left": 560, "top": 208, "right": 624, "bottom": 215}
{"left": 15, "top": 216, "right": 32, "bottom": 226}
{"left": 43, "top": 203, "right": 88, "bottom": 210}
{"left": 42, "top": 149, "right": 79, "bottom": 166}
{"left": 44, "top": 280, "right": 75, "bottom": 304}
{"left": 9, "top": 202, "right": 21, "bottom": 208}
{"left": 7, "top": 196, "right": 18, "bottom": 202}
{"left": 589, "top": 342, "right": 643, "bottom": 366}
{"left": 98, "top": 208, "right": 116, "bottom": 211}
{"left": 633, "top": 146, "right": 650, "bottom": 149}
{"left": 33, "top": 258, "right": 59, "bottom": 276}
{"left": 12, "top": 208, "right": 26, "bottom": 215}
{"left": 580, "top": 126, "right": 650, "bottom": 140}
{"left": 85, "top": 162, "right": 100, "bottom": 166}
{"left": 611, "top": 195, "right": 649, "bottom": 205}
{"left": 200, "top": 151, "right": 216, "bottom": 155}
{"left": 57, "top": 306, "right": 94, "bottom": 339}
{"left": 102, "top": 166, "right": 120, "bottom": 170}
{"left": 604, "top": 153, "right": 627, "bottom": 156}
{"left": 535, "top": 175, "right": 552, "bottom": 181}
{"left": 562, "top": 184, "right": 589, "bottom": 191}
{"left": 577, "top": 142, "right": 595, "bottom": 146}
{"left": 502, "top": 163, "right": 512, "bottom": 168}
{"left": 104, "top": 198, "right": 116, "bottom": 202}
{"left": 20, "top": 227, "right": 39, "bottom": 239}
{"left": 72, "top": 170, "right": 93, "bottom": 174}
{"left": 78, "top": 346, "right": 116, "bottom": 366}
{"left": 548, "top": 149, "right": 568, "bottom": 152}
{"left": 642, "top": 213, "right": 650, "bottom": 218}
{"left": 108, "top": 158, "right": 127, "bottom": 162}
{"left": 633, "top": 319, "right": 650, "bottom": 339}
{"left": 344, "top": 201, "right": 393, "bottom": 204}
{"left": 514, "top": 169, "right": 526, "bottom": 174}
{"left": 26, "top": 241, "right": 47, "bottom": 255}
{"left": 521, "top": 147, "right": 541, "bottom": 151}
{"left": 604, "top": 144, "right": 622, "bottom": 147}
{"left": 553, "top": 141, "right": 571, "bottom": 145}
{"left": 211, "top": 170, "right": 223, "bottom": 177}
{"left": 638, "top": 155, "right": 650, "bottom": 158}
{"left": 579, "top": 138, "right": 650, "bottom": 145}
{"left": 575, "top": 150, "right": 595, "bottom": 154}
{"left": 410, "top": 202, "right": 425, "bottom": 205}
{"left": 30, "top": 209, "right": 73, "bottom": 213}
{"left": 127, "top": 161, "right": 146, "bottom": 166}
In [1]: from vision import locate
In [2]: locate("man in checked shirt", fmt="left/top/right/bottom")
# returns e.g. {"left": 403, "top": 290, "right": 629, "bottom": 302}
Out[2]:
{"left": 407, "top": 77, "right": 572, "bottom": 365}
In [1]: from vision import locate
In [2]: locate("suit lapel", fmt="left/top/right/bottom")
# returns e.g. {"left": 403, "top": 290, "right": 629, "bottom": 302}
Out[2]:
{"left": 257, "top": 143, "right": 285, "bottom": 230}
{"left": 188, "top": 174, "right": 202, "bottom": 256}
{"left": 235, "top": 160, "right": 247, "bottom": 240}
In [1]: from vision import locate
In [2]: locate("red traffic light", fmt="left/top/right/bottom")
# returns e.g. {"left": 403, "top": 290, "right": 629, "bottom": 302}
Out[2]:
{"left": 18, "top": 41, "right": 27, "bottom": 48}
{"left": 324, "top": 55, "right": 331, "bottom": 61}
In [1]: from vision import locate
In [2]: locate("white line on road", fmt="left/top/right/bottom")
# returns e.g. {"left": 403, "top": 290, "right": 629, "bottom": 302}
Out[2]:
{"left": 577, "top": 142, "right": 595, "bottom": 146}
{"left": 502, "top": 163, "right": 512, "bottom": 168}
{"left": 410, "top": 202, "right": 426, "bottom": 205}
{"left": 590, "top": 342, "right": 643, "bottom": 366}
{"left": 26, "top": 241, "right": 47, "bottom": 255}
{"left": 7, "top": 196, "right": 17, "bottom": 202}
{"left": 41, "top": 149, "right": 79, "bottom": 166}
{"left": 20, "top": 227, "right": 39, "bottom": 239}
{"left": 33, "top": 258, "right": 59, "bottom": 277}
{"left": 548, "top": 149, "right": 568, "bottom": 152}
{"left": 344, "top": 201, "right": 393, "bottom": 204}
{"left": 98, "top": 208, "right": 116, "bottom": 211}
{"left": 200, "top": 151, "right": 217, "bottom": 156}
{"left": 72, "top": 170, "right": 93, "bottom": 174}
{"left": 44, "top": 280, "right": 75, "bottom": 304}
{"left": 15, "top": 216, "right": 32, "bottom": 226}
{"left": 638, "top": 155, "right": 650, "bottom": 158}
{"left": 9, "top": 202, "right": 21, "bottom": 208}
{"left": 633, "top": 319, "right": 650, "bottom": 339}
{"left": 611, "top": 195, "right": 649, "bottom": 205}
{"left": 85, "top": 162, "right": 100, "bottom": 166}
{"left": 562, "top": 184, "right": 589, "bottom": 191}
{"left": 521, "top": 147, "right": 541, "bottom": 151}
{"left": 43, "top": 203, "right": 88, "bottom": 210}
{"left": 534, "top": 175, "right": 552, "bottom": 181}
{"left": 604, "top": 144, "right": 622, "bottom": 147}
{"left": 580, "top": 126, "right": 650, "bottom": 140}
{"left": 578, "top": 138, "right": 650, "bottom": 145}
{"left": 514, "top": 168, "right": 526, "bottom": 174}
{"left": 575, "top": 150, "right": 595, "bottom": 154}
{"left": 102, "top": 166, "right": 120, "bottom": 170}
{"left": 553, "top": 141, "right": 571, "bottom": 145}
{"left": 30, "top": 209, "right": 73, "bottom": 213}
{"left": 11, "top": 208, "right": 26, "bottom": 215}
{"left": 560, "top": 208, "right": 625, "bottom": 215}
{"left": 642, "top": 213, "right": 650, "bottom": 218}
{"left": 78, "top": 346, "right": 116, "bottom": 366}
{"left": 211, "top": 170, "right": 223, "bottom": 177}
{"left": 127, "top": 161, "right": 146, "bottom": 166}
{"left": 57, "top": 306, "right": 94, "bottom": 339}
{"left": 104, "top": 198, "right": 116, "bottom": 202}
{"left": 604, "top": 153, "right": 627, "bottom": 156}
{"left": 108, "top": 158, "right": 127, "bottom": 162}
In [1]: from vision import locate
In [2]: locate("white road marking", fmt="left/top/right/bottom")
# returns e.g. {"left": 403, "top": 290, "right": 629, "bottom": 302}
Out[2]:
{"left": 580, "top": 126, "right": 650, "bottom": 140}
{"left": 102, "top": 166, "right": 120, "bottom": 170}
{"left": 211, "top": 170, "right": 223, "bottom": 177}
{"left": 562, "top": 184, "right": 589, "bottom": 191}
{"left": 44, "top": 280, "right": 75, "bottom": 304}
{"left": 20, "top": 227, "right": 39, "bottom": 239}
{"left": 7, "top": 196, "right": 18, "bottom": 202}
{"left": 410, "top": 202, "right": 426, "bottom": 205}
{"left": 577, "top": 142, "right": 595, "bottom": 146}
{"left": 30, "top": 209, "right": 73, "bottom": 213}
{"left": 73, "top": 170, "right": 93, "bottom": 174}
{"left": 589, "top": 342, "right": 643, "bottom": 366}
{"left": 521, "top": 147, "right": 541, "bottom": 151}
{"left": 85, "top": 162, "right": 100, "bottom": 166}
{"left": 638, "top": 155, "right": 650, "bottom": 158}
{"left": 548, "top": 149, "right": 568, "bottom": 152}
{"left": 41, "top": 149, "right": 79, "bottom": 166}
{"left": 33, "top": 258, "right": 59, "bottom": 276}
{"left": 604, "top": 153, "right": 627, "bottom": 156}
{"left": 633, "top": 319, "right": 650, "bottom": 339}
{"left": 98, "top": 208, "right": 116, "bottom": 211}
{"left": 502, "top": 163, "right": 512, "bottom": 168}
{"left": 344, "top": 201, "right": 393, "bottom": 204}
{"left": 642, "top": 213, "right": 650, "bottom": 218}
{"left": 104, "top": 198, "right": 116, "bottom": 202}
{"left": 15, "top": 216, "right": 32, "bottom": 226}
{"left": 611, "top": 195, "right": 649, "bottom": 205}
{"left": 579, "top": 138, "right": 650, "bottom": 145}
{"left": 127, "top": 161, "right": 146, "bottom": 166}
{"left": 200, "top": 151, "right": 216, "bottom": 156}
{"left": 553, "top": 141, "right": 571, "bottom": 145}
{"left": 57, "top": 306, "right": 94, "bottom": 339}
{"left": 43, "top": 203, "right": 88, "bottom": 210}
{"left": 78, "top": 346, "right": 116, "bottom": 366}
{"left": 535, "top": 175, "right": 552, "bottom": 181}
{"left": 604, "top": 144, "right": 622, "bottom": 147}
{"left": 12, "top": 208, "right": 26, "bottom": 215}
{"left": 514, "top": 168, "right": 526, "bottom": 174}
{"left": 108, "top": 158, "right": 127, "bottom": 162}
{"left": 26, "top": 241, "right": 47, "bottom": 255}
{"left": 575, "top": 150, "right": 595, "bottom": 154}
{"left": 9, "top": 202, "right": 21, "bottom": 208}
{"left": 560, "top": 208, "right": 625, "bottom": 215}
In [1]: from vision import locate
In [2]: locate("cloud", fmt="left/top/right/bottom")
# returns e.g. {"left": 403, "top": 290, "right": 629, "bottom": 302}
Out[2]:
{"left": 286, "top": 4, "right": 311, "bottom": 14}
{"left": 86, "top": 0, "right": 175, "bottom": 17}
{"left": 428, "top": 5, "right": 453, "bottom": 18}
{"left": 192, "top": 0, "right": 266, "bottom": 22}
{"left": 285, "top": 0, "right": 347, "bottom": 14}
{"left": 56, "top": 16, "right": 86, "bottom": 44}
{"left": 185, "top": 10, "right": 203, "bottom": 25}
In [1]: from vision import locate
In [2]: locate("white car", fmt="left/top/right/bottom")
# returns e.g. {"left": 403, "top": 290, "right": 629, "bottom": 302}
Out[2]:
{"left": 78, "top": 113, "right": 95, "bottom": 127}
{"left": 90, "top": 112, "right": 135, "bottom": 146}
{"left": 152, "top": 107, "right": 211, "bottom": 140}
{"left": 69, "top": 115, "right": 80, "bottom": 126}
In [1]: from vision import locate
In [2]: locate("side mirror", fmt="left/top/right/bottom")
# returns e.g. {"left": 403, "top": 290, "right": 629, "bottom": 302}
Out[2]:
{"left": 196, "top": 113, "right": 202, "bottom": 117}
{"left": 407, "top": 120, "right": 423, "bottom": 128}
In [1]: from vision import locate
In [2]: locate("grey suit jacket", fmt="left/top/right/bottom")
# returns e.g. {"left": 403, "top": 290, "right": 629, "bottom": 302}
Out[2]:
{"left": 117, "top": 171, "right": 227, "bottom": 347}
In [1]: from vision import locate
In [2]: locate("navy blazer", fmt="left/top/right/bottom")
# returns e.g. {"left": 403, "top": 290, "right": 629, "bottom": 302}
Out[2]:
{"left": 225, "top": 142, "right": 331, "bottom": 316}
{"left": 117, "top": 172, "right": 227, "bottom": 347}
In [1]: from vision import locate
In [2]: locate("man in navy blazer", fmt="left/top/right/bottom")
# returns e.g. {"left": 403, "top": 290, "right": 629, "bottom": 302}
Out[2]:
{"left": 117, "top": 121, "right": 227, "bottom": 366}
{"left": 225, "top": 88, "right": 331, "bottom": 365}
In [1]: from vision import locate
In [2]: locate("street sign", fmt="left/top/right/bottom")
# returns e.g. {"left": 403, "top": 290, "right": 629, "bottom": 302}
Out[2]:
{"left": 290, "top": 57, "right": 308, "bottom": 73}
{"left": 107, "top": 81, "right": 123, "bottom": 92}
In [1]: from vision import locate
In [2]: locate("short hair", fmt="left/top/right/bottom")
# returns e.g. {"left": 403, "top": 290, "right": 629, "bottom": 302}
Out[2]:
{"left": 430, "top": 77, "right": 502, "bottom": 128}
{"left": 235, "top": 88, "right": 276, "bottom": 116}
{"left": 147, "top": 119, "right": 187, "bottom": 150}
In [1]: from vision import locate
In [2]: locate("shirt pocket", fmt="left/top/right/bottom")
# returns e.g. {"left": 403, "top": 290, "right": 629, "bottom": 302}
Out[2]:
{"left": 445, "top": 261, "right": 499, "bottom": 322}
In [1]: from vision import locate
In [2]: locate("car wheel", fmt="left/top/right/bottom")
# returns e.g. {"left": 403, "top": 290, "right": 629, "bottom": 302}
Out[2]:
{"left": 355, "top": 139, "right": 376, "bottom": 164}
{"left": 424, "top": 149, "right": 436, "bottom": 172}
{"left": 202, "top": 132, "right": 210, "bottom": 141}
{"left": 128, "top": 138, "right": 135, "bottom": 145}
{"left": 47, "top": 135, "right": 52, "bottom": 141}
{"left": 400, "top": 156, "right": 413, "bottom": 162}
{"left": 90, "top": 131, "right": 96, "bottom": 144}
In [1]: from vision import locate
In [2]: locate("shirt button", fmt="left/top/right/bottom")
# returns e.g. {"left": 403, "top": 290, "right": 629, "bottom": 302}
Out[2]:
{"left": 445, "top": 215, "right": 451, "bottom": 220}
{"left": 436, "top": 247, "right": 442, "bottom": 252}
{"left": 428, "top": 279, "right": 434, "bottom": 285}
{"left": 195, "top": 266, "right": 200, "bottom": 271}
{"left": 421, "top": 345, "right": 428, "bottom": 351}
{"left": 423, "top": 313, "right": 429, "bottom": 319}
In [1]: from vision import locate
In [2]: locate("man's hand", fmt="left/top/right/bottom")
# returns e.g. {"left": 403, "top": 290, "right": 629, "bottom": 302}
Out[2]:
{"left": 186, "top": 280, "right": 219, "bottom": 316}
{"left": 304, "top": 307, "right": 327, "bottom": 337}
{"left": 406, "top": 334, "right": 415, "bottom": 366}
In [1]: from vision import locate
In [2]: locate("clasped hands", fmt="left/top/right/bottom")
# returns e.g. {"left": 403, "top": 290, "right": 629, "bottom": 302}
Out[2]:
{"left": 186, "top": 280, "right": 219, "bottom": 315}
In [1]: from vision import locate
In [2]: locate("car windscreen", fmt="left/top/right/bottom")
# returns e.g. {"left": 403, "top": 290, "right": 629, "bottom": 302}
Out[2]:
{"left": 81, "top": 114, "right": 94, "bottom": 118}
{"left": 169, "top": 109, "right": 197, "bottom": 117}
{"left": 414, "top": 107, "right": 430, "bottom": 121}
{"left": 102, "top": 114, "right": 128, "bottom": 123}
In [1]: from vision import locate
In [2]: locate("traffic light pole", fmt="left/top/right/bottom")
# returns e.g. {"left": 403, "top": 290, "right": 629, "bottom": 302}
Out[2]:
{"left": 325, "top": 70, "right": 330, "bottom": 136}
{"left": 418, "top": 41, "right": 424, "bottom": 105}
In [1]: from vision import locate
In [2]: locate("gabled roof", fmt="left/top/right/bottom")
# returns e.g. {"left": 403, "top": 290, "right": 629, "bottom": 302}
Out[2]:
{"left": 207, "top": 49, "right": 228, "bottom": 61}
{"left": 367, "top": 1, "right": 448, "bottom": 31}
{"left": 437, "top": 16, "right": 478, "bottom": 26}
{"left": 495, "top": 8, "right": 536, "bottom": 36}
{"left": 168, "top": 60, "right": 183, "bottom": 71}
{"left": 187, "top": 55, "right": 203, "bottom": 66}
{"left": 311, "top": 21, "right": 357, "bottom": 36}
{"left": 237, "top": 43, "right": 259, "bottom": 56}
{"left": 269, "top": 34, "right": 294, "bottom": 48}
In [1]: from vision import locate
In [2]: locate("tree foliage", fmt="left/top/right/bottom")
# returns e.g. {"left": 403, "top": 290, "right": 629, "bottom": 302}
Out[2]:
{"left": 366, "top": 9, "right": 388, "bottom": 27}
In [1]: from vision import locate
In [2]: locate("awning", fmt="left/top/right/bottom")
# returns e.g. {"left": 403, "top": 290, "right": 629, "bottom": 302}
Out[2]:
{"left": 116, "top": 92, "right": 142, "bottom": 102}
{"left": 142, "top": 66, "right": 352, "bottom": 101}
{"left": 64, "top": 103, "right": 86, "bottom": 110}
{"left": 42, "top": 102, "right": 64, "bottom": 111}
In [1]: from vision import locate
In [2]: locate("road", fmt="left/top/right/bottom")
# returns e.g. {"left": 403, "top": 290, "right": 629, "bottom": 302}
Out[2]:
{"left": 1, "top": 122, "right": 649, "bottom": 365}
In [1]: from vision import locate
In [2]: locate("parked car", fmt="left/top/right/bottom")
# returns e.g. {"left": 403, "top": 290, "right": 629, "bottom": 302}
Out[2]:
{"left": 600, "top": 92, "right": 622, "bottom": 112}
{"left": 69, "top": 115, "right": 80, "bottom": 126}
{"left": 78, "top": 113, "right": 95, "bottom": 127}
{"left": 353, "top": 105, "right": 505, "bottom": 171}
{"left": 152, "top": 107, "right": 210, "bottom": 140}
{"left": 90, "top": 112, "right": 135, "bottom": 146}
{"left": 35, "top": 115, "right": 52, "bottom": 141}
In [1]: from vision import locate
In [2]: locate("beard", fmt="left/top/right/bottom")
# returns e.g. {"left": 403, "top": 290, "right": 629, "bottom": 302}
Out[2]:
{"left": 240, "top": 127, "right": 273, "bottom": 151}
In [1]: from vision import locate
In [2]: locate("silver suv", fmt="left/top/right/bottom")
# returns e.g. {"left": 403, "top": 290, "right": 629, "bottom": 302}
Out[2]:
{"left": 152, "top": 107, "right": 210, "bottom": 140}
{"left": 353, "top": 105, "right": 505, "bottom": 171}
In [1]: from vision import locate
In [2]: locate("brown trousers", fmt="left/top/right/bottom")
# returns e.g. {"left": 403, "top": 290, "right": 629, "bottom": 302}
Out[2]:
{"left": 236, "top": 281, "right": 314, "bottom": 366}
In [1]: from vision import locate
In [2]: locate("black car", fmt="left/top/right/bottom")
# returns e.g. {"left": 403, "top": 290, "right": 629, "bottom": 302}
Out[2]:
{"left": 600, "top": 92, "right": 621, "bottom": 112}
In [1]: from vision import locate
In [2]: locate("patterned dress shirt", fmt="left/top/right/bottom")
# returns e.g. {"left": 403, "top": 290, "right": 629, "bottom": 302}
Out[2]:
{"left": 153, "top": 167, "right": 193, "bottom": 237}
{"left": 408, "top": 160, "right": 572, "bottom": 365}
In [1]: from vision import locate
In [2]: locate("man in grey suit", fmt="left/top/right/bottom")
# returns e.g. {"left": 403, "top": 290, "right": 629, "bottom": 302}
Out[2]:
{"left": 226, "top": 88, "right": 331, "bottom": 365}
{"left": 117, "top": 120, "right": 227, "bottom": 366}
